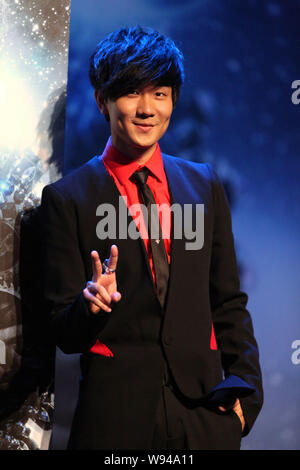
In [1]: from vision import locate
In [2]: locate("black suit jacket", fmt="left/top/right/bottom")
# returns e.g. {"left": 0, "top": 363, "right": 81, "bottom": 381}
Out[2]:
{"left": 40, "top": 153, "right": 263, "bottom": 449}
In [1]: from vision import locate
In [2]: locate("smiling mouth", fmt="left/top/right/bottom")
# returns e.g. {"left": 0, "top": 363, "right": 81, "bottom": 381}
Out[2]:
{"left": 133, "top": 123, "right": 154, "bottom": 132}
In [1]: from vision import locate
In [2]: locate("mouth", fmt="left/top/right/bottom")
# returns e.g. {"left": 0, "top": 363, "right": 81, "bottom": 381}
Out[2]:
{"left": 133, "top": 122, "right": 154, "bottom": 132}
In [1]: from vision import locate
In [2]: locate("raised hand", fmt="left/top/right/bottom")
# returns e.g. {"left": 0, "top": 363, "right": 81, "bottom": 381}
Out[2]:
{"left": 83, "top": 244, "right": 121, "bottom": 314}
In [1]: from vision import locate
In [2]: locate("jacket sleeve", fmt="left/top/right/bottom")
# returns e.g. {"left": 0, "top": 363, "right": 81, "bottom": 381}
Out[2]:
{"left": 207, "top": 163, "right": 263, "bottom": 436}
{"left": 40, "top": 183, "right": 109, "bottom": 354}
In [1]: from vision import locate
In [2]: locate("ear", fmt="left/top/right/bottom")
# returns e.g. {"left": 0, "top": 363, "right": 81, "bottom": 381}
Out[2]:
{"left": 94, "top": 90, "right": 108, "bottom": 116}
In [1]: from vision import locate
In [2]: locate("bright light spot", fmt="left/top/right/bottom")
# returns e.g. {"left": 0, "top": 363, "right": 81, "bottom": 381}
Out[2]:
{"left": 0, "top": 60, "right": 38, "bottom": 152}
{"left": 32, "top": 180, "right": 45, "bottom": 199}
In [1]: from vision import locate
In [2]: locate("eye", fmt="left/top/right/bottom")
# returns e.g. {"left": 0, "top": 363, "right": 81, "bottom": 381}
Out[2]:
{"left": 128, "top": 90, "right": 139, "bottom": 96}
{"left": 154, "top": 89, "right": 168, "bottom": 98}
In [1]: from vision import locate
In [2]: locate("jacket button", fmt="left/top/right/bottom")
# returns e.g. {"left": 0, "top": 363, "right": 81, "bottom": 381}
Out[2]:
{"left": 164, "top": 335, "right": 173, "bottom": 345}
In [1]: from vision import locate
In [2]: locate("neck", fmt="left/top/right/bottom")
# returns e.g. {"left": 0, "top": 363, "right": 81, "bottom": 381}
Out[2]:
{"left": 111, "top": 138, "right": 157, "bottom": 165}
{"left": 129, "top": 145, "right": 157, "bottom": 165}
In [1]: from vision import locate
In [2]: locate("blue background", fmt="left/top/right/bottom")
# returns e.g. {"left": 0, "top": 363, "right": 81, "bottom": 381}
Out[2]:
{"left": 52, "top": 0, "right": 300, "bottom": 450}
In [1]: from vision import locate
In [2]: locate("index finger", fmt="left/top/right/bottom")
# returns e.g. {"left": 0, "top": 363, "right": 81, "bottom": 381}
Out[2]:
{"left": 91, "top": 250, "right": 102, "bottom": 282}
{"left": 106, "top": 244, "right": 118, "bottom": 271}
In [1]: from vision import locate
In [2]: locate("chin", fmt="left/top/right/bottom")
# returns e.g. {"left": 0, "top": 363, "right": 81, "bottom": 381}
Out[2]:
{"left": 135, "top": 144, "right": 156, "bottom": 154}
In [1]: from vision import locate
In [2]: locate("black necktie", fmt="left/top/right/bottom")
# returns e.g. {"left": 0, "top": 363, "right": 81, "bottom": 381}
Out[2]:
{"left": 131, "top": 167, "right": 169, "bottom": 308}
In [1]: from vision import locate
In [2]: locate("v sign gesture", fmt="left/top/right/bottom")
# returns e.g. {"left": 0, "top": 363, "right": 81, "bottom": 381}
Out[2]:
{"left": 83, "top": 244, "right": 121, "bottom": 314}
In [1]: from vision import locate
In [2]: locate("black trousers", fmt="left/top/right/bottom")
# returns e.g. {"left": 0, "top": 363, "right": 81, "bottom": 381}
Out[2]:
{"left": 67, "top": 358, "right": 242, "bottom": 450}
{"left": 150, "top": 364, "right": 242, "bottom": 450}
{"left": 151, "top": 380, "right": 187, "bottom": 449}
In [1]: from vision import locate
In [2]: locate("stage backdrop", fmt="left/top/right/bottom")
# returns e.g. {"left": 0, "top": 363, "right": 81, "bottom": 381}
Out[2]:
{"left": 51, "top": 0, "right": 300, "bottom": 450}
{"left": 0, "top": 0, "right": 70, "bottom": 450}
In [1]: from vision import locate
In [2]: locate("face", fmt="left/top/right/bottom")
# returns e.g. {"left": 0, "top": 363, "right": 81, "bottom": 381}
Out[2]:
{"left": 95, "top": 85, "right": 173, "bottom": 163}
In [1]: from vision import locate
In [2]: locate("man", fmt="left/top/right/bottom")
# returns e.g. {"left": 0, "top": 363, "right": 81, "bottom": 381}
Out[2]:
{"left": 41, "top": 26, "right": 263, "bottom": 450}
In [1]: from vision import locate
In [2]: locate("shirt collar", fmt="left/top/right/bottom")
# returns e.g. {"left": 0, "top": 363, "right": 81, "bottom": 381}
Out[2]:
{"left": 101, "top": 137, "right": 165, "bottom": 185}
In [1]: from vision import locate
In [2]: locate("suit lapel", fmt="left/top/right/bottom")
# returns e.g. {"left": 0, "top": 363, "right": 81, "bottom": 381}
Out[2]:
{"left": 162, "top": 154, "right": 194, "bottom": 311}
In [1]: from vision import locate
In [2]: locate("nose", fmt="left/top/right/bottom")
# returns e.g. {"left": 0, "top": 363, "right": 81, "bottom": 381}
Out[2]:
{"left": 136, "top": 93, "right": 154, "bottom": 118}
